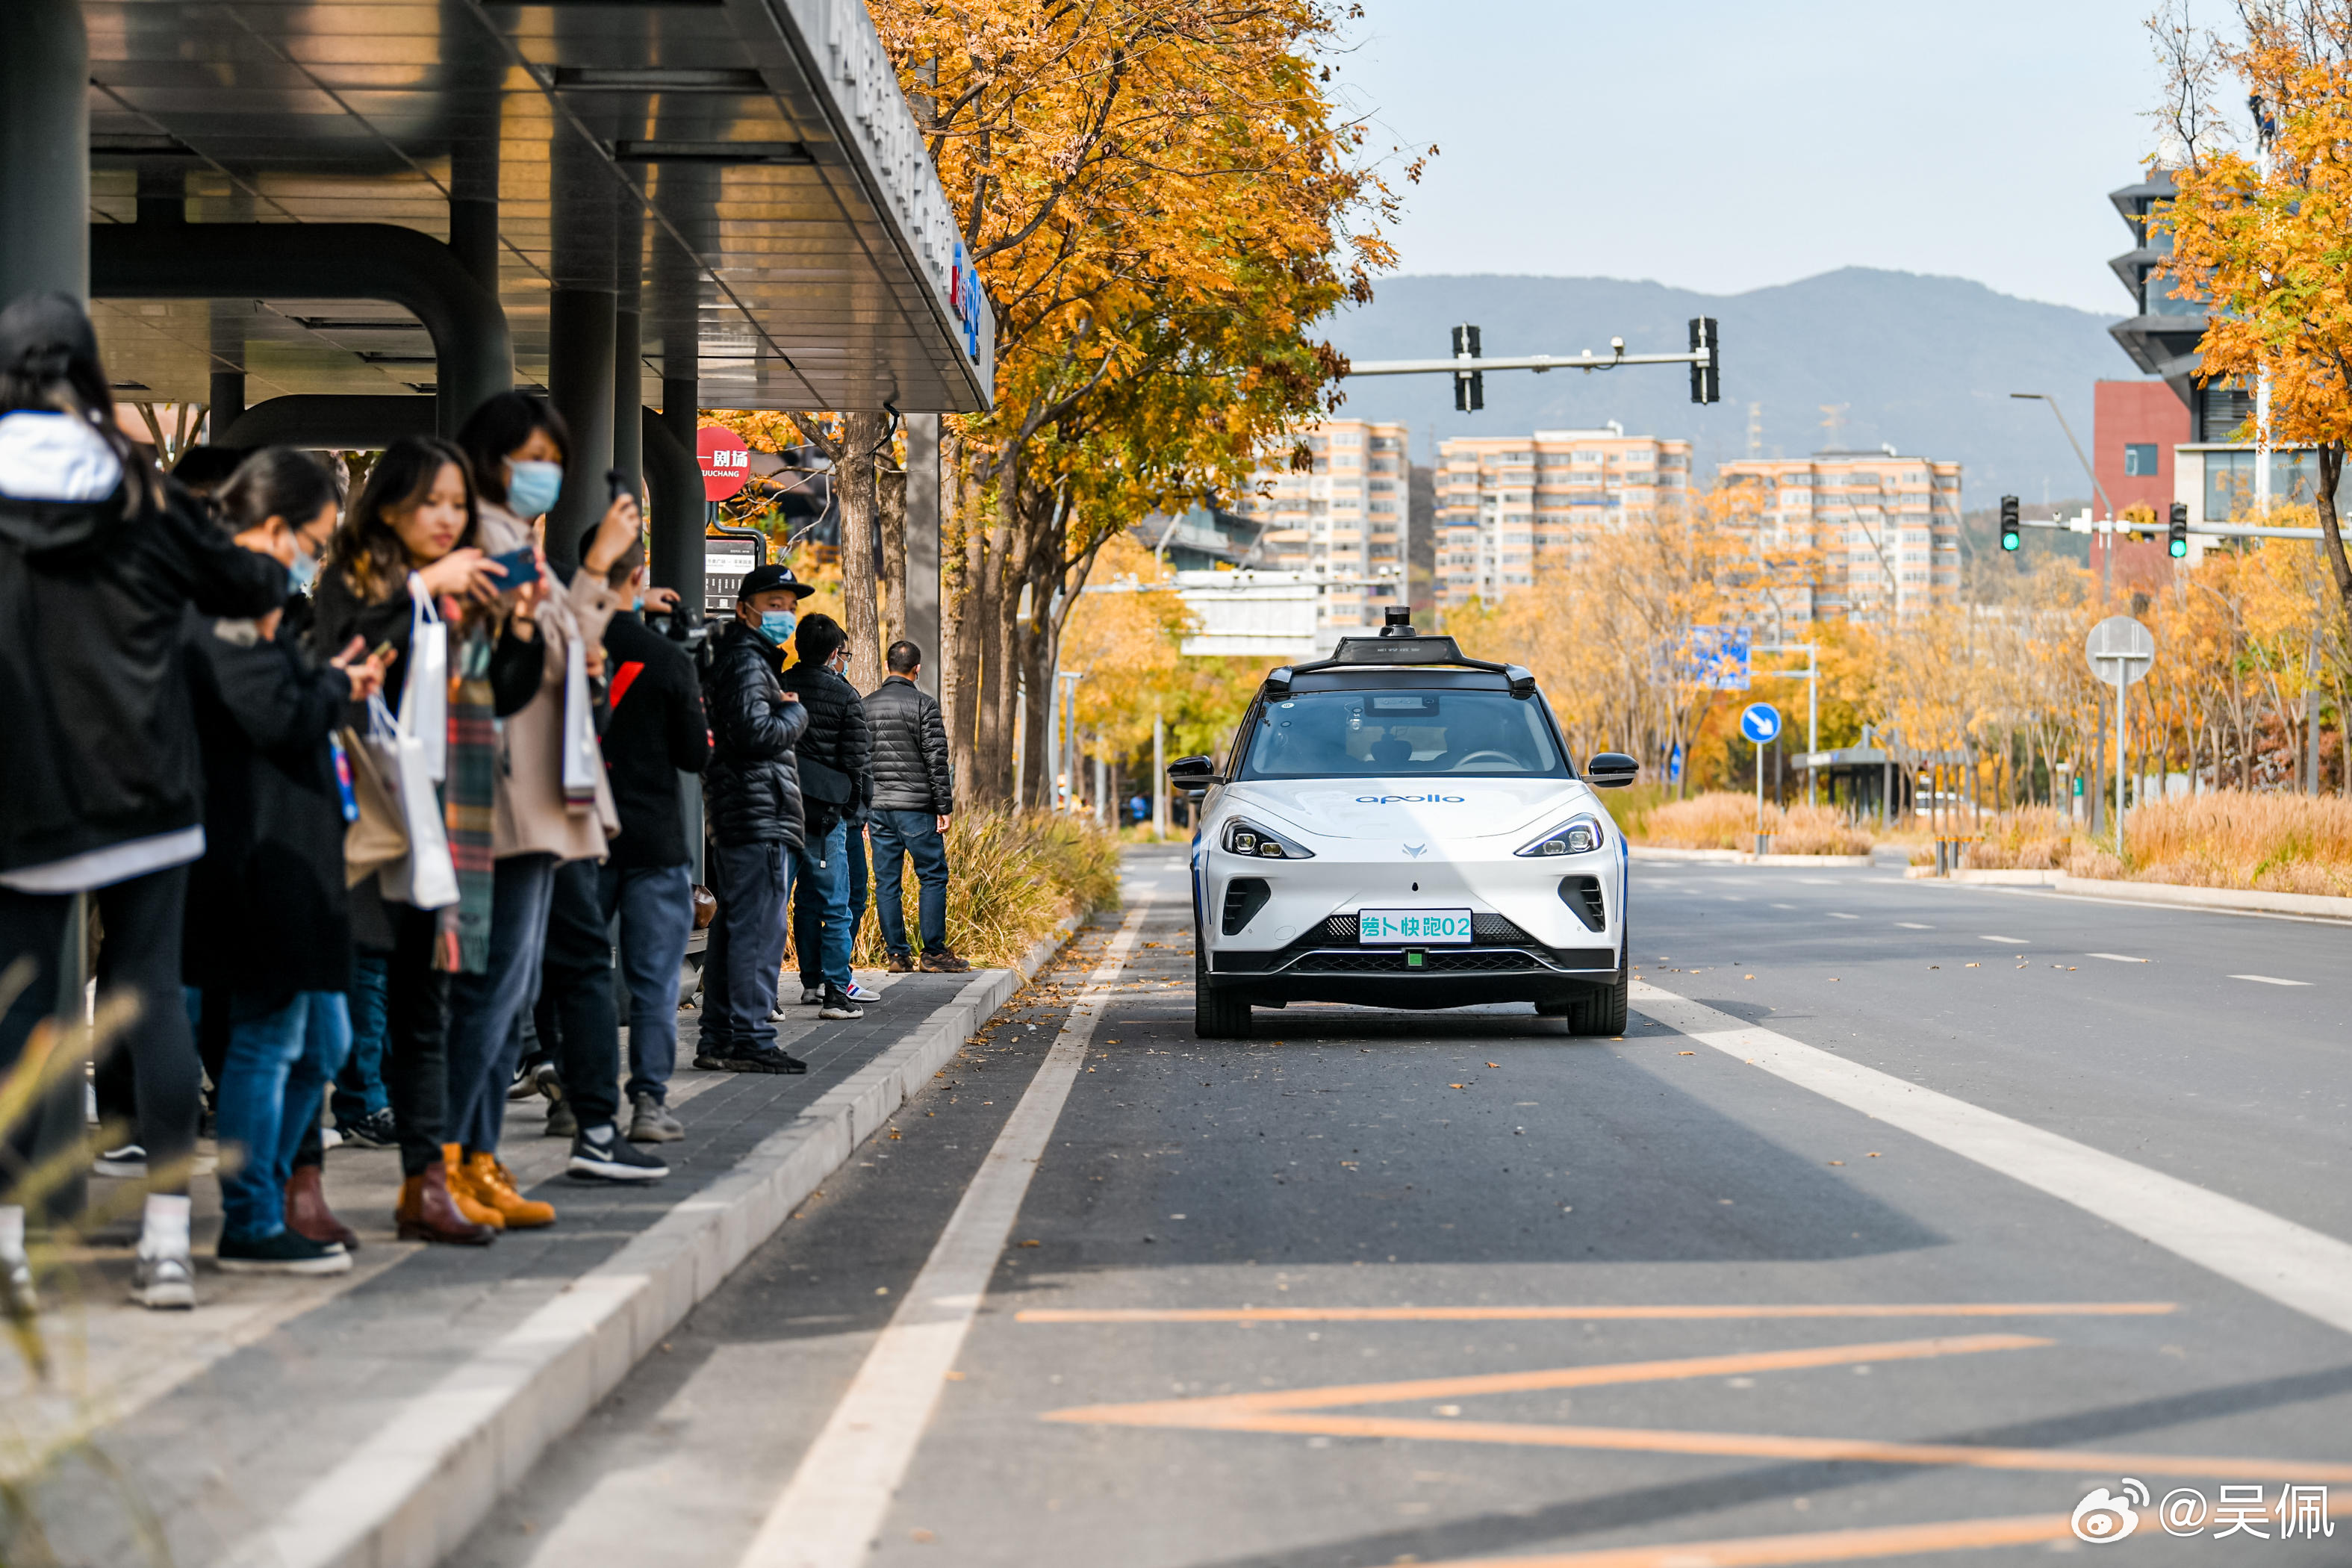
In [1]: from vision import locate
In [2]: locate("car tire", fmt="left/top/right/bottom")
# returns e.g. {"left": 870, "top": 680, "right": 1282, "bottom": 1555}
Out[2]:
{"left": 1192, "top": 931, "right": 1252, "bottom": 1039}
{"left": 1570, "top": 954, "right": 1629, "bottom": 1037}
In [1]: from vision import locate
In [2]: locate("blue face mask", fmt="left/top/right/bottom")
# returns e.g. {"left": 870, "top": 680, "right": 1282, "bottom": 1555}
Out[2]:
{"left": 287, "top": 550, "right": 318, "bottom": 594}
{"left": 760, "top": 609, "right": 797, "bottom": 644}
{"left": 505, "top": 458, "right": 563, "bottom": 519}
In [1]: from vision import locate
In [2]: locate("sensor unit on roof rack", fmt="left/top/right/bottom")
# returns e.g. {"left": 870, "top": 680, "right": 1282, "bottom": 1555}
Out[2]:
{"left": 1331, "top": 635, "right": 1466, "bottom": 665}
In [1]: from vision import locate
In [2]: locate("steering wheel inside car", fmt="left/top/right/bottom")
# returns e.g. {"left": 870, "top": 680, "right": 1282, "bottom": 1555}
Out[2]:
{"left": 1450, "top": 749, "right": 1520, "bottom": 771}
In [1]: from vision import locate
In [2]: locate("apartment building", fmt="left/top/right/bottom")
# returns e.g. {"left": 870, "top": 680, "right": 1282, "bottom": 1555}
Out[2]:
{"left": 1226, "top": 417, "right": 1410, "bottom": 633}
{"left": 1433, "top": 425, "right": 1693, "bottom": 604}
{"left": 1716, "top": 449, "right": 1963, "bottom": 629}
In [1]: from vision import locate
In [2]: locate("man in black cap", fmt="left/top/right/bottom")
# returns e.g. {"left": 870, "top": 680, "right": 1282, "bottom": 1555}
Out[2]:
{"left": 694, "top": 561, "right": 814, "bottom": 1074}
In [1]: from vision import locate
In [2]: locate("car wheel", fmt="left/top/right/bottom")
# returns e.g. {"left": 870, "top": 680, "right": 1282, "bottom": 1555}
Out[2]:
{"left": 1570, "top": 955, "right": 1629, "bottom": 1037}
{"left": 1192, "top": 930, "right": 1252, "bottom": 1039}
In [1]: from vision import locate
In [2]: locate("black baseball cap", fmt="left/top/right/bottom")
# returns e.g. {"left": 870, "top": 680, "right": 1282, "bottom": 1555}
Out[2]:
{"left": 737, "top": 562, "right": 814, "bottom": 602}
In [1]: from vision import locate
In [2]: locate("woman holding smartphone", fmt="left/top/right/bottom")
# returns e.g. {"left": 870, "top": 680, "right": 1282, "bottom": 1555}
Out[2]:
{"left": 312, "top": 436, "right": 538, "bottom": 1245}
{"left": 438, "top": 393, "right": 653, "bottom": 1229}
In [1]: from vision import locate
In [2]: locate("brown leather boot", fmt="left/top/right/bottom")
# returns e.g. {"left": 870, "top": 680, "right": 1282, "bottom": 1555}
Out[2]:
{"left": 395, "top": 1163, "right": 496, "bottom": 1246}
{"left": 442, "top": 1143, "right": 505, "bottom": 1230}
{"left": 284, "top": 1165, "right": 359, "bottom": 1251}
{"left": 465, "top": 1152, "right": 556, "bottom": 1228}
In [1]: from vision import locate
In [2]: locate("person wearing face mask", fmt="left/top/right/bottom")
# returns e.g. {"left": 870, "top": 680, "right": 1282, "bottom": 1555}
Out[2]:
{"left": 695, "top": 564, "right": 813, "bottom": 1073}
{"left": 780, "top": 612, "right": 876, "bottom": 1021}
{"left": 181, "top": 448, "right": 393, "bottom": 1274}
{"left": 447, "top": 393, "right": 665, "bottom": 1201}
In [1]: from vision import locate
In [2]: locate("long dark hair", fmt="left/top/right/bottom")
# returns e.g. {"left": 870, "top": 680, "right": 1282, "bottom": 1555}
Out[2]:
{"left": 456, "top": 391, "right": 570, "bottom": 508}
{"left": 0, "top": 292, "right": 164, "bottom": 515}
{"left": 332, "top": 436, "right": 476, "bottom": 603}
{"left": 217, "top": 447, "right": 337, "bottom": 538}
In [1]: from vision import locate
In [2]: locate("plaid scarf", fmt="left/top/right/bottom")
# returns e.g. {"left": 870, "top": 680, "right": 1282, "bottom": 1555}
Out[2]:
{"left": 435, "top": 618, "right": 497, "bottom": 974}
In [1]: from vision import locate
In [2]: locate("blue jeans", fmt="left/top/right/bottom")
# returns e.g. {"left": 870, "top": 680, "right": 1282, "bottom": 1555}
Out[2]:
{"left": 335, "top": 951, "right": 391, "bottom": 1123}
{"left": 215, "top": 991, "right": 352, "bottom": 1240}
{"left": 444, "top": 853, "right": 557, "bottom": 1154}
{"left": 600, "top": 862, "right": 694, "bottom": 1103}
{"left": 705, "top": 841, "right": 792, "bottom": 1052}
{"left": 790, "top": 819, "right": 855, "bottom": 994}
{"left": 870, "top": 810, "right": 950, "bottom": 956}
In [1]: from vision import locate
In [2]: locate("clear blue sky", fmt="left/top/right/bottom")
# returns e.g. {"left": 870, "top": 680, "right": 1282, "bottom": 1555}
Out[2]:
{"left": 1335, "top": 0, "right": 2172, "bottom": 313}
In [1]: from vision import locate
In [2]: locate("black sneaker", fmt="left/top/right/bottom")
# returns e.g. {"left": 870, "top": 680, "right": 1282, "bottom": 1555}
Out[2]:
{"left": 336, "top": 1107, "right": 399, "bottom": 1149}
{"left": 567, "top": 1123, "right": 668, "bottom": 1182}
{"left": 819, "top": 988, "right": 864, "bottom": 1021}
{"left": 93, "top": 1143, "right": 147, "bottom": 1180}
{"left": 217, "top": 1229, "right": 351, "bottom": 1275}
{"left": 725, "top": 1044, "right": 809, "bottom": 1074}
{"left": 692, "top": 1038, "right": 735, "bottom": 1071}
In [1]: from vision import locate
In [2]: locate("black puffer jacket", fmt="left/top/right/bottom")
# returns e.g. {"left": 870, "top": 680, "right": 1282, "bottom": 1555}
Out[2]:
{"left": 864, "top": 675, "right": 952, "bottom": 815}
{"left": 182, "top": 605, "right": 355, "bottom": 997}
{"left": 0, "top": 423, "right": 284, "bottom": 879}
{"left": 780, "top": 660, "right": 872, "bottom": 836}
{"left": 703, "top": 618, "right": 810, "bottom": 848}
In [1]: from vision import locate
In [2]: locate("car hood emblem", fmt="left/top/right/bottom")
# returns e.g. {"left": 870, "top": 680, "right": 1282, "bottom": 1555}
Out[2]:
{"left": 1402, "top": 842, "right": 1428, "bottom": 858}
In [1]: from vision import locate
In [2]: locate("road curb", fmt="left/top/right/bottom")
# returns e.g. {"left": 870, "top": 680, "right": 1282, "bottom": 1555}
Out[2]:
{"left": 224, "top": 910, "right": 1092, "bottom": 1568}
{"left": 1631, "top": 845, "right": 1875, "bottom": 867}
{"left": 1906, "top": 868, "right": 2352, "bottom": 920}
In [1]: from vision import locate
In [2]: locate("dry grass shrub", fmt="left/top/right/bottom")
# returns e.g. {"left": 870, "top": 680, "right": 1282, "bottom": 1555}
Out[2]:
{"left": 1963, "top": 807, "right": 2077, "bottom": 871}
{"left": 2108, "top": 791, "right": 2352, "bottom": 895}
{"left": 1642, "top": 792, "right": 1873, "bottom": 855}
{"left": 841, "top": 809, "right": 1121, "bottom": 970}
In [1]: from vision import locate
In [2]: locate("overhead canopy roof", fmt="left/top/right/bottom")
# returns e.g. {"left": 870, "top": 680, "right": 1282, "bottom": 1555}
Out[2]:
{"left": 82, "top": 0, "right": 994, "bottom": 414}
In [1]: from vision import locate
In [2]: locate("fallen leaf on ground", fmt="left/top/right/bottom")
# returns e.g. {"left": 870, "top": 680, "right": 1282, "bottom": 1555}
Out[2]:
{"left": 1867, "top": 1152, "right": 1882, "bottom": 1157}
{"left": 1486, "top": 1062, "right": 1500, "bottom": 1068}
{"left": 1678, "top": 1051, "right": 1696, "bottom": 1056}
{"left": 1828, "top": 1160, "right": 1845, "bottom": 1166}
{"left": 1449, "top": 1083, "right": 1468, "bottom": 1089}
{"left": 1019, "top": 1239, "right": 1041, "bottom": 1247}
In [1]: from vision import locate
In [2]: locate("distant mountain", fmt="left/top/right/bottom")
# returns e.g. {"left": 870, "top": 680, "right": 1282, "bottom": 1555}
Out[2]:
{"left": 1318, "top": 269, "right": 2144, "bottom": 506}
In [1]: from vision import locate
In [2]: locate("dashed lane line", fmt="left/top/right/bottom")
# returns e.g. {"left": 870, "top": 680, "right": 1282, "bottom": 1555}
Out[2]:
{"left": 2233, "top": 974, "right": 2311, "bottom": 986}
{"left": 1631, "top": 980, "right": 2352, "bottom": 1340}
{"left": 2085, "top": 952, "right": 2147, "bottom": 963}
{"left": 734, "top": 889, "right": 1163, "bottom": 1568}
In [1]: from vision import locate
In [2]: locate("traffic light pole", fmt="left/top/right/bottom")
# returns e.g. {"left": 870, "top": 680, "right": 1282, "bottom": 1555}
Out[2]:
{"left": 1346, "top": 319, "right": 1721, "bottom": 409}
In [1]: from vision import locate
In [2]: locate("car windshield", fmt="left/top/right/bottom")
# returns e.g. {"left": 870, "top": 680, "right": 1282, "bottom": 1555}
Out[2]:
{"left": 1239, "top": 688, "right": 1567, "bottom": 778}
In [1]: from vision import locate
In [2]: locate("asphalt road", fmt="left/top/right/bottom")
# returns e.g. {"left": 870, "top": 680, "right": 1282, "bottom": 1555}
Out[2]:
{"left": 452, "top": 849, "right": 2352, "bottom": 1568}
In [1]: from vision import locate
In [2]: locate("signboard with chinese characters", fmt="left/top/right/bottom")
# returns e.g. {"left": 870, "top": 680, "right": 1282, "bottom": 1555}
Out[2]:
{"left": 698, "top": 426, "right": 752, "bottom": 502}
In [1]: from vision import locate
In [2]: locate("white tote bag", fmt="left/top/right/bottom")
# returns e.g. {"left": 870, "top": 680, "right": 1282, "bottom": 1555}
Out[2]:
{"left": 364, "top": 693, "right": 460, "bottom": 911}
{"left": 561, "top": 632, "right": 599, "bottom": 806}
{"left": 397, "top": 575, "right": 449, "bottom": 783}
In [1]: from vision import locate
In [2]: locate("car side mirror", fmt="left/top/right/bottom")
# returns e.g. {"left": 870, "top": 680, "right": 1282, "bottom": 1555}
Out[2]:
{"left": 1585, "top": 751, "right": 1640, "bottom": 788}
{"left": 1166, "top": 753, "right": 1220, "bottom": 798}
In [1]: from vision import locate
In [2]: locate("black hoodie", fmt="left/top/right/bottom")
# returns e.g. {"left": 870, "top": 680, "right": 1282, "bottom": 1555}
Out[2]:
{"left": 0, "top": 413, "right": 285, "bottom": 880}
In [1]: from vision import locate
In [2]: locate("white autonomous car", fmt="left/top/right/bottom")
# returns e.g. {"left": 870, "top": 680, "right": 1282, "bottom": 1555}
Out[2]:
{"left": 1169, "top": 609, "right": 1638, "bottom": 1040}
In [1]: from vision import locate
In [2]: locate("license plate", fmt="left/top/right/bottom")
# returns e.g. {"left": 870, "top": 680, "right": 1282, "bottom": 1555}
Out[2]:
{"left": 1357, "top": 909, "right": 1474, "bottom": 945}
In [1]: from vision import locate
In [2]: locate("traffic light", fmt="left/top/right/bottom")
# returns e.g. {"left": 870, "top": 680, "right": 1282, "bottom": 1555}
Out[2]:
{"left": 2168, "top": 500, "right": 2189, "bottom": 559}
{"left": 1452, "top": 323, "right": 1483, "bottom": 412}
{"left": 1688, "top": 317, "right": 1720, "bottom": 405}
{"left": 2000, "top": 494, "right": 2020, "bottom": 551}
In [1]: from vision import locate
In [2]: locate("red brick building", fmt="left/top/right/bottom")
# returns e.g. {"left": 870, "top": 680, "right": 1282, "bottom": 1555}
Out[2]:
{"left": 2091, "top": 379, "right": 2191, "bottom": 583}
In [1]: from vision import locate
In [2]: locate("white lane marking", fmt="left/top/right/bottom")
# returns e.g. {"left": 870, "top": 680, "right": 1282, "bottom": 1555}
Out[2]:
{"left": 1826, "top": 912, "right": 1858, "bottom": 921}
{"left": 1631, "top": 981, "right": 2352, "bottom": 1339}
{"left": 2233, "top": 974, "right": 2311, "bottom": 986}
{"left": 1979, "top": 934, "right": 2025, "bottom": 943}
{"left": 735, "top": 897, "right": 1157, "bottom": 1568}
{"left": 1896, "top": 921, "right": 1934, "bottom": 930}
{"left": 1771, "top": 903, "right": 1796, "bottom": 910}
{"left": 2086, "top": 953, "right": 2147, "bottom": 963}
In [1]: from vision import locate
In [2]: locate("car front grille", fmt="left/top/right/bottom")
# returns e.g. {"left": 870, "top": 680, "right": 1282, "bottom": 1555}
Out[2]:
{"left": 1285, "top": 947, "right": 1547, "bottom": 974}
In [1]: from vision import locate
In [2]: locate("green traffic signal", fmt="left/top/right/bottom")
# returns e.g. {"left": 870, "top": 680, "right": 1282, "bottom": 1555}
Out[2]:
{"left": 2000, "top": 494, "right": 2020, "bottom": 552}
{"left": 2168, "top": 501, "right": 2188, "bottom": 559}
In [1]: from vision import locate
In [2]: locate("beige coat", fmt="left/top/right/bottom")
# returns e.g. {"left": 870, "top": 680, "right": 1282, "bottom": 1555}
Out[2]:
{"left": 477, "top": 500, "right": 620, "bottom": 862}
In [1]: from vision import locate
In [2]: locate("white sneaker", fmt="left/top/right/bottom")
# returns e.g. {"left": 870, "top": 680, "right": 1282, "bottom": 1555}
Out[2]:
{"left": 94, "top": 1143, "right": 146, "bottom": 1179}
{"left": 320, "top": 1125, "right": 344, "bottom": 1152}
{"left": 130, "top": 1246, "right": 195, "bottom": 1310}
{"left": 799, "top": 986, "right": 823, "bottom": 1006}
{"left": 845, "top": 982, "right": 881, "bottom": 1004}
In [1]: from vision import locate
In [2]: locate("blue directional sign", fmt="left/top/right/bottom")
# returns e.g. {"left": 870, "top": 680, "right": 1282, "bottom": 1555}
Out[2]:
{"left": 1740, "top": 703, "right": 1782, "bottom": 744}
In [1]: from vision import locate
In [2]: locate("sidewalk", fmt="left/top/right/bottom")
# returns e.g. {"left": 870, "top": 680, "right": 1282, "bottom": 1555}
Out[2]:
{"left": 1, "top": 925, "right": 1080, "bottom": 1568}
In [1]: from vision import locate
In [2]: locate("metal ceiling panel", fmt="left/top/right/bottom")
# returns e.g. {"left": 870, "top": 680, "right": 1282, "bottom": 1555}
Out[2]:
{"left": 82, "top": 0, "right": 993, "bottom": 414}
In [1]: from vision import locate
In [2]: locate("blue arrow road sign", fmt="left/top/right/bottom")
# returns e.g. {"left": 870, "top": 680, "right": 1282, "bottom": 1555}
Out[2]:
{"left": 1740, "top": 703, "right": 1782, "bottom": 744}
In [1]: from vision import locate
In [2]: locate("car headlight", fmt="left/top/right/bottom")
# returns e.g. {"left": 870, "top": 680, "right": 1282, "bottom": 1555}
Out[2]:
{"left": 1223, "top": 818, "right": 1315, "bottom": 859}
{"left": 1516, "top": 814, "right": 1605, "bottom": 857}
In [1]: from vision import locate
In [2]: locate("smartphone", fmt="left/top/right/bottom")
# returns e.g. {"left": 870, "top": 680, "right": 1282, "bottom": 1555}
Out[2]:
{"left": 489, "top": 546, "right": 541, "bottom": 588}
{"left": 368, "top": 640, "right": 396, "bottom": 665}
{"left": 606, "top": 468, "right": 635, "bottom": 505}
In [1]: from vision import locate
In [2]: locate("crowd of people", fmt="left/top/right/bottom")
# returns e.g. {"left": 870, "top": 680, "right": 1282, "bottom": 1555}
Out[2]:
{"left": 0, "top": 293, "right": 966, "bottom": 1313}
